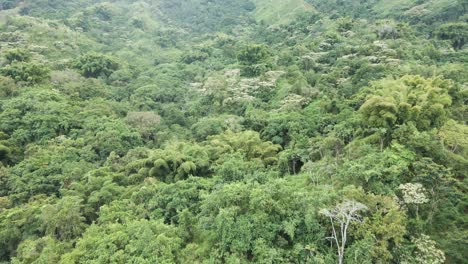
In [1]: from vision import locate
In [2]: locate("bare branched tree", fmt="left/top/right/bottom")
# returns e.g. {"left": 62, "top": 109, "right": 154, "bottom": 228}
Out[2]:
{"left": 320, "top": 200, "right": 368, "bottom": 264}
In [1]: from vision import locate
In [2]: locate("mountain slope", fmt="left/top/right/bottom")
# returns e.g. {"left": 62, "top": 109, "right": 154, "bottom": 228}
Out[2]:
{"left": 253, "top": 0, "right": 315, "bottom": 24}
{"left": 0, "top": 0, "right": 466, "bottom": 263}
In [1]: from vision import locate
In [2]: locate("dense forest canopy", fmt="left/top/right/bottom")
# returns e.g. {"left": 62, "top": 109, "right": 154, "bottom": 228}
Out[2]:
{"left": 0, "top": 0, "right": 466, "bottom": 263}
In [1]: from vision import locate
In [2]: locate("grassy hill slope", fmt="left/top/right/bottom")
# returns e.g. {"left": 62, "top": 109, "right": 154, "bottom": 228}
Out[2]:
{"left": 253, "top": 0, "right": 315, "bottom": 24}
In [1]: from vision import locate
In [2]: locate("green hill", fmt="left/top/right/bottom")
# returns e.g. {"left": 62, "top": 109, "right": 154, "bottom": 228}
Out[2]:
{"left": 253, "top": 0, "right": 315, "bottom": 24}
{"left": 0, "top": 0, "right": 466, "bottom": 263}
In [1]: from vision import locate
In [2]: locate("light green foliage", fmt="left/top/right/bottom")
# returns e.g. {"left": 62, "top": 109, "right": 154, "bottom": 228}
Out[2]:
{"left": 61, "top": 220, "right": 183, "bottom": 263}
{"left": 360, "top": 76, "right": 452, "bottom": 132}
{"left": 402, "top": 235, "right": 446, "bottom": 264}
{"left": 399, "top": 183, "right": 429, "bottom": 205}
{"left": 207, "top": 130, "right": 281, "bottom": 166}
{"left": 214, "top": 153, "right": 266, "bottom": 182}
{"left": 350, "top": 191, "right": 407, "bottom": 263}
{"left": 132, "top": 142, "right": 211, "bottom": 182}
{"left": 157, "top": 0, "right": 256, "bottom": 32}
{"left": 11, "top": 236, "right": 67, "bottom": 264}
{"left": 41, "top": 196, "right": 86, "bottom": 241}
{"left": 126, "top": 111, "right": 161, "bottom": 140}
{"left": 439, "top": 119, "right": 468, "bottom": 158}
{"left": 191, "top": 117, "right": 226, "bottom": 141}
{"left": 252, "top": 0, "right": 315, "bottom": 25}
{"left": 0, "top": 76, "right": 18, "bottom": 97}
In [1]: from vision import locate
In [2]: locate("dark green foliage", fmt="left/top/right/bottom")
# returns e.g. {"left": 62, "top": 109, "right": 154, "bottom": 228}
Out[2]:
{"left": 190, "top": 115, "right": 240, "bottom": 140}
{"left": 0, "top": 0, "right": 20, "bottom": 10}
{"left": 0, "top": 76, "right": 18, "bottom": 97}
{"left": 0, "top": 89, "right": 76, "bottom": 146}
{"left": 238, "top": 44, "right": 272, "bottom": 76}
{"left": 75, "top": 117, "right": 142, "bottom": 159}
{"left": 0, "top": 62, "right": 50, "bottom": 85}
{"left": 3, "top": 48, "right": 31, "bottom": 63}
{"left": 199, "top": 179, "right": 328, "bottom": 262}
{"left": 6, "top": 138, "right": 96, "bottom": 202}
{"left": 72, "top": 52, "right": 119, "bottom": 78}
{"left": 436, "top": 22, "right": 468, "bottom": 50}
{"left": 181, "top": 50, "right": 210, "bottom": 64}
{"left": 0, "top": 144, "right": 10, "bottom": 167}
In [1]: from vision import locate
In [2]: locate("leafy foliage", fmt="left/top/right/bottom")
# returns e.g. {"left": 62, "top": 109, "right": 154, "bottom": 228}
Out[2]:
{"left": 72, "top": 52, "right": 119, "bottom": 78}
{"left": 436, "top": 22, "right": 468, "bottom": 50}
{"left": 1, "top": 62, "right": 50, "bottom": 85}
{"left": 0, "top": 0, "right": 466, "bottom": 263}
{"left": 238, "top": 44, "right": 272, "bottom": 76}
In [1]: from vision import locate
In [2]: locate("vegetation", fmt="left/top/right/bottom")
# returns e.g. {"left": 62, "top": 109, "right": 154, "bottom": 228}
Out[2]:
{"left": 0, "top": 0, "right": 466, "bottom": 263}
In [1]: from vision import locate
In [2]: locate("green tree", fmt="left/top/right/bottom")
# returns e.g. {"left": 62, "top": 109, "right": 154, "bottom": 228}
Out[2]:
{"left": 6, "top": 137, "right": 96, "bottom": 202}
{"left": 237, "top": 44, "right": 272, "bottom": 77}
{"left": 436, "top": 22, "right": 468, "bottom": 50}
{"left": 61, "top": 220, "right": 182, "bottom": 263}
{"left": 359, "top": 76, "right": 453, "bottom": 146}
{"left": 198, "top": 179, "right": 328, "bottom": 262}
{"left": 0, "top": 197, "right": 48, "bottom": 261}
{"left": 129, "top": 141, "right": 210, "bottom": 182}
{"left": 352, "top": 193, "right": 407, "bottom": 263}
{"left": 72, "top": 52, "right": 119, "bottom": 78}
{"left": 74, "top": 117, "right": 142, "bottom": 159}
{"left": 207, "top": 130, "right": 281, "bottom": 166}
{"left": 402, "top": 235, "right": 446, "bottom": 264}
{"left": 4, "top": 48, "right": 31, "bottom": 63}
{"left": 0, "top": 0, "right": 20, "bottom": 10}
{"left": 41, "top": 196, "right": 86, "bottom": 241}
{"left": 1, "top": 62, "right": 50, "bottom": 85}
{"left": 11, "top": 236, "right": 68, "bottom": 264}
{"left": 0, "top": 89, "right": 77, "bottom": 147}
{"left": 0, "top": 76, "right": 18, "bottom": 97}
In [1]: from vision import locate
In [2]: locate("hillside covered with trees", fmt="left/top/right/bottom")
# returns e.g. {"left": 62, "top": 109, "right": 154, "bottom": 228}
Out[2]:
{"left": 0, "top": 0, "right": 467, "bottom": 263}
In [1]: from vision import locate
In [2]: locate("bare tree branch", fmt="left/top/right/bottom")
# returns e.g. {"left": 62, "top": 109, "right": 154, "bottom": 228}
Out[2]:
{"left": 320, "top": 200, "right": 368, "bottom": 264}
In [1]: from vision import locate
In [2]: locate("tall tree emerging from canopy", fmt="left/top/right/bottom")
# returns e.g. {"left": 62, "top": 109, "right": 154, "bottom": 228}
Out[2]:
{"left": 321, "top": 200, "right": 368, "bottom": 264}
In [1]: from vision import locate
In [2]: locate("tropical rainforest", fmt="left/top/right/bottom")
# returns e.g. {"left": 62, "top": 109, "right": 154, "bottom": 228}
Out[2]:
{"left": 0, "top": 0, "right": 467, "bottom": 263}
